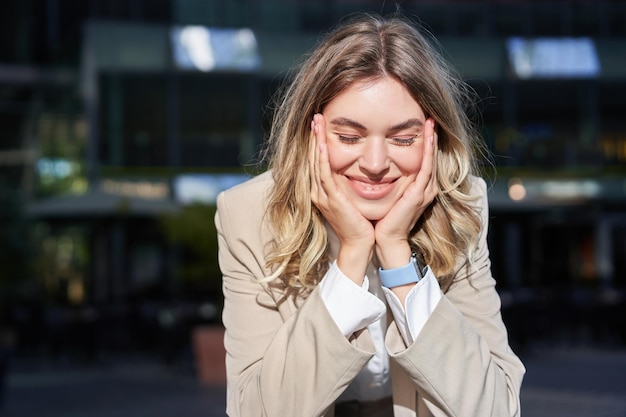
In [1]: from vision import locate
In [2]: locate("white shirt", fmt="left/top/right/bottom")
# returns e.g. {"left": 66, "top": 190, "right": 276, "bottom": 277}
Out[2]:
{"left": 319, "top": 260, "right": 442, "bottom": 401}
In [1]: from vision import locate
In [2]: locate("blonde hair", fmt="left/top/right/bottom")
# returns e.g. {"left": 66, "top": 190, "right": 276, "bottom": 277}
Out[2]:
{"left": 261, "top": 12, "right": 485, "bottom": 295}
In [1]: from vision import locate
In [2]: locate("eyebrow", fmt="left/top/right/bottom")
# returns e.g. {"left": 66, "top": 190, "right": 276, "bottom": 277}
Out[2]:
{"left": 389, "top": 118, "right": 424, "bottom": 132}
{"left": 328, "top": 117, "right": 424, "bottom": 132}
{"left": 328, "top": 117, "right": 367, "bottom": 130}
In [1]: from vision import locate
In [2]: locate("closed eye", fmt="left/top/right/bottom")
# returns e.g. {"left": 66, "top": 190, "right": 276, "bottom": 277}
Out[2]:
{"left": 338, "top": 135, "right": 362, "bottom": 144}
{"left": 336, "top": 132, "right": 422, "bottom": 145}
{"left": 389, "top": 136, "right": 417, "bottom": 146}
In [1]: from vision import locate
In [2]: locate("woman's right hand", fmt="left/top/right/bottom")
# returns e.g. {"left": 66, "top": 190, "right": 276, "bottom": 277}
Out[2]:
{"left": 309, "top": 114, "right": 375, "bottom": 284}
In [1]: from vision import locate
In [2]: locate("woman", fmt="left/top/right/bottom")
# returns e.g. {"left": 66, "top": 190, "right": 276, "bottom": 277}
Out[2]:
{"left": 215, "top": 12, "right": 525, "bottom": 417}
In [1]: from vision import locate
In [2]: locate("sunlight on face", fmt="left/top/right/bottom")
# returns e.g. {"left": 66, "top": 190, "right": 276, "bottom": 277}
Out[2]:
{"left": 322, "top": 77, "right": 427, "bottom": 221}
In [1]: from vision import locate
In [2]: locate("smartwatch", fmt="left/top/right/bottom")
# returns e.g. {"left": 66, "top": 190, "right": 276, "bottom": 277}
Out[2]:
{"left": 379, "top": 253, "right": 426, "bottom": 288}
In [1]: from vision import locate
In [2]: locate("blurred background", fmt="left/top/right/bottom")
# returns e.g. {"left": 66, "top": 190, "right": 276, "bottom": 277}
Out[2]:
{"left": 0, "top": 0, "right": 625, "bottom": 416}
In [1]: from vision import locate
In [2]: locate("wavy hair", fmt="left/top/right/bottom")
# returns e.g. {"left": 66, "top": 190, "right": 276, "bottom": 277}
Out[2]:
{"left": 261, "top": 12, "right": 485, "bottom": 295}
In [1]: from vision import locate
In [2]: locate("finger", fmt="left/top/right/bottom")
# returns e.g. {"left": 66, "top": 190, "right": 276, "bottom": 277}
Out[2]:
{"left": 314, "top": 114, "right": 334, "bottom": 194}
{"left": 427, "top": 120, "right": 439, "bottom": 197}
{"left": 414, "top": 118, "right": 436, "bottom": 190}
{"left": 314, "top": 114, "right": 322, "bottom": 179}
{"left": 309, "top": 118, "right": 320, "bottom": 202}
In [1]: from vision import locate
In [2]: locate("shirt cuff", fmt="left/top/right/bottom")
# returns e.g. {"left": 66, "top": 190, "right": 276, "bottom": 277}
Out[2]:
{"left": 319, "top": 261, "right": 387, "bottom": 337}
{"left": 382, "top": 267, "right": 442, "bottom": 345}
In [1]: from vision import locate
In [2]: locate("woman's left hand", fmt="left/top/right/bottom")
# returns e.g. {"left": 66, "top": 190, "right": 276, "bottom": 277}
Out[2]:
{"left": 374, "top": 118, "right": 439, "bottom": 269}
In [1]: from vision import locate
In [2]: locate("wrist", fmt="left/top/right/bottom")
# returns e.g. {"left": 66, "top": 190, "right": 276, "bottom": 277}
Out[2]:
{"left": 376, "top": 243, "right": 412, "bottom": 270}
{"left": 337, "top": 244, "right": 373, "bottom": 285}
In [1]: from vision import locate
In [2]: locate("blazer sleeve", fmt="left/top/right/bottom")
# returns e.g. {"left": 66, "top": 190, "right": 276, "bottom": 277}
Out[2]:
{"left": 385, "top": 177, "right": 526, "bottom": 417}
{"left": 215, "top": 186, "right": 375, "bottom": 417}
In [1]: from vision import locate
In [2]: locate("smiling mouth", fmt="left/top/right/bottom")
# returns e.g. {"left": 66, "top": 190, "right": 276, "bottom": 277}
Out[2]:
{"left": 347, "top": 177, "right": 397, "bottom": 199}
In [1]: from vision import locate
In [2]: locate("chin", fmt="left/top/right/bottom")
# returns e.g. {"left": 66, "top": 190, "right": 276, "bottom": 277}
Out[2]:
{"left": 359, "top": 206, "right": 391, "bottom": 222}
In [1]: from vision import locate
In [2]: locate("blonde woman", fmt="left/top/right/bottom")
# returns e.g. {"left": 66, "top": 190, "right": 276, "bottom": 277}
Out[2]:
{"left": 215, "top": 12, "right": 525, "bottom": 417}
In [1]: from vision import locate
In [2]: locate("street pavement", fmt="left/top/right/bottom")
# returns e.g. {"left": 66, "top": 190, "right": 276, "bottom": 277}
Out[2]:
{"left": 3, "top": 345, "right": 626, "bottom": 417}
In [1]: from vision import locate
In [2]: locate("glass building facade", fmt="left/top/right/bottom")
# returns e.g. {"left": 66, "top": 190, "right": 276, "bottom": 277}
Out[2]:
{"left": 2, "top": 0, "right": 626, "bottom": 353}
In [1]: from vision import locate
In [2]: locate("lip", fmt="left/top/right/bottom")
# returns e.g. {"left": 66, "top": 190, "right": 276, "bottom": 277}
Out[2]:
{"left": 347, "top": 176, "right": 397, "bottom": 200}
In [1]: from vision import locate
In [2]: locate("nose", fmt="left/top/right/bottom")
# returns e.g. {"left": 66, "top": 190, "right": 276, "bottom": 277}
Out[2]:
{"left": 359, "top": 138, "right": 390, "bottom": 175}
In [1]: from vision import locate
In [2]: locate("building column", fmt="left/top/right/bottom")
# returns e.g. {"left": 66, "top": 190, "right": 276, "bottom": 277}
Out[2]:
{"left": 504, "top": 222, "right": 523, "bottom": 289}
{"left": 110, "top": 221, "right": 126, "bottom": 300}
{"left": 595, "top": 216, "right": 613, "bottom": 288}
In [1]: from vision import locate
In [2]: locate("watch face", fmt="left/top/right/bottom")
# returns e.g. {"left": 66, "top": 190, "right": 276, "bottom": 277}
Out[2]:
{"left": 411, "top": 255, "right": 424, "bottom": 280}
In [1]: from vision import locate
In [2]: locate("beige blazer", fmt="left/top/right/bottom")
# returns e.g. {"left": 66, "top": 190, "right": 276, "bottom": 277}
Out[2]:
{"left": 215, "top": 170, "right": 525, "bottom": 417}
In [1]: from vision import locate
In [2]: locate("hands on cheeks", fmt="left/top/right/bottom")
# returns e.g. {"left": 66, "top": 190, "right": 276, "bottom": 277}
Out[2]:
{"left": 309, "top": 113, "right": 439, "bottom": 289}
{"left": 309, "top": 114, "right": 375, "bottom": 284}
{"left": 374, "top": 118, "right": 438, "bottom": 270}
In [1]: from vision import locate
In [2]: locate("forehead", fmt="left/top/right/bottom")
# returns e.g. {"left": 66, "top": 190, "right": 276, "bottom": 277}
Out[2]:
{"left": 324, "top": 77, "right": 426, "bottom": 128}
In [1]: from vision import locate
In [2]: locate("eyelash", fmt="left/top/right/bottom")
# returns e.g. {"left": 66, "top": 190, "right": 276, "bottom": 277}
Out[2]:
{"left": 337, "top": 135, "right": 417, "bottom": 146}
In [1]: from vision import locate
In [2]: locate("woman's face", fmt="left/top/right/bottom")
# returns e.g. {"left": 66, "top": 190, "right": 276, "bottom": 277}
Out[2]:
{"left": 322, "top": 76, "right": 428, "bottom": 221}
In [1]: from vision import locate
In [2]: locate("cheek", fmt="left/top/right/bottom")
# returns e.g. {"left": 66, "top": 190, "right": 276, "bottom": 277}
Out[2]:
{"left": 326, "top": 142, "right": 358, "bottom": 173}
{"left": 392, "top": 147, "right": 424, "bottom": 175}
